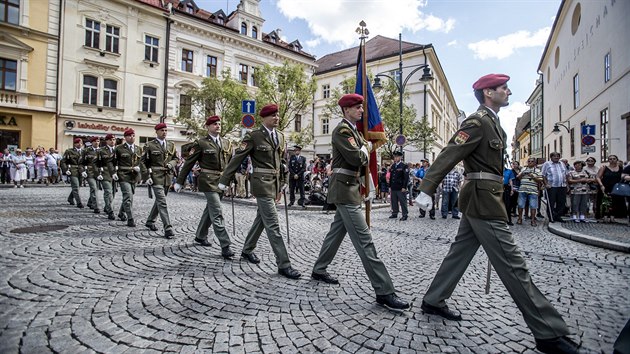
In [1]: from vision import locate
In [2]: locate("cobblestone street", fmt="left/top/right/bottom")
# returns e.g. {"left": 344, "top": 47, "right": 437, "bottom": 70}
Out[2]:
{"left": 1, "top": 187, "right": 628, "bottom": 353}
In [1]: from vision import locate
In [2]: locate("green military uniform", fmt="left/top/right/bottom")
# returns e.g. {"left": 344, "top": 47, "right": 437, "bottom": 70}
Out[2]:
{"left": 420, "top": 106, "right": 570, "bottom": 339}
{"left": 114, "top": 143, "right": 142, "bottom": 222}
{"left": 312, "top": 119, "right": 396, "bottom": 296}
{"left": 60, "top": 147, "right": 84, "bottom": 207}
{"left": 176, "top": 135, "right": 232, "bottom": 247}
{"left": 141, "top": 139, "right": 178, "bottom": 233}
{"left": 98, "top": 145, "right": 117, "bottom": 217}
{"left": 218, "top": 126, "right": 292, "bottom": 269}
{"left": 81, "top": 145, "right": 100, "bottom": 212}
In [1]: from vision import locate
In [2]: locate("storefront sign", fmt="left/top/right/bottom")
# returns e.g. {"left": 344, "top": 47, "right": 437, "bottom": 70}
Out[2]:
{"left": 65, "top": 120, "right": 131, "bottom": 133}
{"left": 0, "top": 116, "right": 18, "bottom": 126}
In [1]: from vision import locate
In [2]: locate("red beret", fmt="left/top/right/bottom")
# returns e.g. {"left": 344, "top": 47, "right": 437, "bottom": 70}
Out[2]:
{"left": 260, "top": 104, "right": 278, "bottom": 117}
{"left": 105, "top": 134, "right": 115, "bottom": 140}
{"left": 154, "top": 123, "right": 167, "bottom": 130}
{"left": 472, "top": 74, "right": 510, "bottom": 90}
{"left": 73, "top": 138, "right": 82, "bottom": 144}
{"left": 124, "top": 128, "right": 135, "bottom": 136}
{"left": 205, "top": 115, "right": 221, "bottom": 125}
{"left": 338, "top": 93, "right": 363, "bottom": 108}
{"left": 89, "top": 136, "right": 99, "bottom": 142}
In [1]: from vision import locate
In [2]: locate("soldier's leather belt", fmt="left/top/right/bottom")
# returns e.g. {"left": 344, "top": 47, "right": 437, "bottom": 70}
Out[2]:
{"left": 253, "top": 168, "right": 279, "bottom": 175}
{"left": 332, "top": 167, "right": 360, "bottom": 177}
{"left": 117, "top": 166, "right": 133, "bottom": 170}
{"left": 200, "top": 168, "right": 222, "bottom": 176}
{"left": 152, "top": 167, "right": 169, "bottom": 171}
{"left": 465, "top": 172, "right": 503, "bottom": 183}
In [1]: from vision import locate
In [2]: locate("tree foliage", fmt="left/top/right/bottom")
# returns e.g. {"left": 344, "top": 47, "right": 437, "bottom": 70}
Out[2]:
{"left": 174, "top": 69, "right": 249, "bottom": 140}
{"left": 253, "top": 61, "right": 317, "bottom": 131}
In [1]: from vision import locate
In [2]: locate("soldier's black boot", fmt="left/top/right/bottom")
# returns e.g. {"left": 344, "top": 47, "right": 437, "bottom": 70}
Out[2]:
{"left": 107, "top": 213, "right": 115, "bottom": 220}
{"left": 535, "top": 336, "right": 580, "bottom": 354}
{"left": 93, "top": 208, "right": 100, "bottom": 214}
{"left": 127, "top": 218, "right": 136, "bottom": 227}
{"left": 221, "top": 246, "right": 235, "bottom": 259}
{"left": 376, "top": 293, "right": 410, "bottom": 311}
{"left": 145, "top": 222, "right": 158, "bottom": 231}
{"left": 164, "top": 229, "right": 174, "bottom": 239}
{"left": 118, "top": 213, "right": 127, "bottom": 221}
{"left": 77, "top": 204, "right": 84, "bottom": 209}
{"left": 421, "top": 301, "right": 462, "bottom": 321}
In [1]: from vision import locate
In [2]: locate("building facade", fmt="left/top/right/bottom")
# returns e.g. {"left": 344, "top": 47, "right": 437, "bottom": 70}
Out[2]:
{"left": 538, "top": 0, "right": 629, "bottom": 162}
{"left": 526, "top": 77, "right": 544, "bottom": 160}
{"left": 0, "top": 0, "right": 60, "bottom": 151}
{"left": 512, "top": 110, "right": 531, "bottom": 166}
{"left": 312, "top": 35, "right": 459, "bottom": 164}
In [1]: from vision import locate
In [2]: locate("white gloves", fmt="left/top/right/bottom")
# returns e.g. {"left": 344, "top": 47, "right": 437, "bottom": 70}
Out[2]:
{"left": 281, "top": 183, "right": 288, "bottom": 192}
{"left": 112, "top": 173, "right": 119, "bottom": 181}
{"left": 66, "top": 170, "right": 72, "bottom": 176}
{"left": 366, "top": 141, "right": 373, "bottom": 151}
{"left": 415, "top": 192, "right": 432, "bottom": 211}
{"left": 96, "top": 175, "right": 103, "bottom": 181}
{"left": 174, "top": 183, "right": 182, "bottom": 193}
{"left": 364, "top": 190, "right": 375, "bottom": 202}
{"left": 360, "top": 146, "right": 369, "bottom": 158}
{"left": 166, "top": 163, "right": 173, "bottom": 170}
{"left": 146, "top": 178, "right": 153, "bottom": 186}
{"left": 132, "top": 166, "right": 140, "bottom": 173}
{"left": 218, "top": 183, "right": 227, "bottom": 191}
{"left": 81, "top": 172, "right": 88, "bottom": 178}
{"left": 293, "top": 174, "right": 299, "bottom": 180}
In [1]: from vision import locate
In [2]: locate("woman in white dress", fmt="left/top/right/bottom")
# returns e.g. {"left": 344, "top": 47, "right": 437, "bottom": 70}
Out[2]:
{"left": 11, "top": 148, "right": 27, "bottom": 188}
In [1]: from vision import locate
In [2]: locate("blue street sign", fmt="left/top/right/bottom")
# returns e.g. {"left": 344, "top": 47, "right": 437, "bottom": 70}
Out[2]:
{"left": 582, "top": 124, "right": 596, "bottom": 136}
{"left": 241, "top": 114, "right": 255, "bottom": 128}
{"left": 242, "top": 100, "right": 256, "bottom": 114}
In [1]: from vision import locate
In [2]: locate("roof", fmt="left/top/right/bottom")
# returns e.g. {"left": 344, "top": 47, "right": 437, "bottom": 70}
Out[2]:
{"left": 134, "top": 0, "right": 169, "bottom": 11}
{"left": 515, "top": 110, "right": 531, "bottom": 134}
{"left": 315, "top": 35, "right": 430, "bottom": 75}
{"left": 537, "top": 0, "right": 566, "bottom": 71}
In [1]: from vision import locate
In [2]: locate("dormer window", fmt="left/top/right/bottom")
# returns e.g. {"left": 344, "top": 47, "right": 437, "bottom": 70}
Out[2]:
{"left": 240, "top": 22, "right": 247, "bottom": 35}
{"left": 270, "top": 36, "right": 276, "bottom": 44}
{"left": 186, "top": 4, "right": 194, "bottom": 14}
{"left": 251, "top": 26, "right": 258, "bottom": 39}
{"left": 216, "top": 15, "right": 224, "bottom": 25}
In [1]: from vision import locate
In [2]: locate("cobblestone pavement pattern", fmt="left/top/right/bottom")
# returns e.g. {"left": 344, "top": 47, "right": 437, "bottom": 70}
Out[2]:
{"left": 1, "top": 187, "right": 628, "bottom": 353}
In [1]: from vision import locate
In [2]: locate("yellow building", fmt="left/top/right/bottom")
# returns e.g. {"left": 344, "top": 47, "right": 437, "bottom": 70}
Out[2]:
{"left": 0, "top": 0, "right": 59, "bottom": 151}
{"left": 512, "top": 110, "right": 532, "bottom": 166}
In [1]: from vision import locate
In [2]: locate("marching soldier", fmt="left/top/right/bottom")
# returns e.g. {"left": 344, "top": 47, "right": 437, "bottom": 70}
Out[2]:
{"left": 113, "top": 128, "right": 143, "bottom": 227}
{"left": 388, "top": 150, "right": 409, "bottom": 220}
{"left": 81, "top": 136, "right": 101, "bottom": 214}
{"left": 174, "top": 115, "right": 235, "bottom": 259}
{"left": 310, "top": 94, "right": 410, "bottom": 311}
{"left": 98, "top": 133, "right": 117, "bottom": 220}
{"left": 61, "top": 137, "right": 84, "bottom": 208}
{"left": 416, "top": 74, "right": 579, "bottom": 354}
{"left": 141, "top": 123, "right": 178, "bottom": 239}
{"left": 288, "top": 145, "right": 307, "bottom": 207}
{"left": 218, "top": 103, "right": 301, "bottom": 280}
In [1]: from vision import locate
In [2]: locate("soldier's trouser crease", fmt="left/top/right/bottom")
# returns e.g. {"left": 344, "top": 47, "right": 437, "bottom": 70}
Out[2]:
{"left": 196, "top": 191, "right": 231, "bottom": 248}
{"left": 147, "top": 185, "right": 172, "bottom": 230}
{"left": 242, "top": 197, "right": 291, "bottom": 269}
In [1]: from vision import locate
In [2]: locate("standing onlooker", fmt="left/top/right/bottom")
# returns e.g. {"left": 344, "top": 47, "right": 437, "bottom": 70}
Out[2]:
{"left": 440, "top": 167, "right": 462, "bottom": 219}
{"left": 11, "top": 148, "right": 28, "bottom": 188}
{"left": 503, "top": 161, "right": 519, "bottom": 225}
{"left": 34, "top": 150, "right": 48, "bottom": 185}
{"left": 596, "top": 155, "right": 626, "bottom": 222}
{"left": 541, "top": 152, "right": 568, "bottom": 222}
{"left": 415, "top": 159, "right": 435, "bottom": 219}
{"left": 0, "top": 149, "right": 12, "bottom": 184}
{"left": 288, "top": 145, "right": 307, "bottom": 207}
{"left": 621, "top": 163, "right": 630, "bottom": 225}
{"left": 24, "top": 148, "right": 35, "bottom": 182}
{"left": 389, "top": 151, "right": 409, "bottom": 220}
{"left": 583, "top": 157, "right": 599, "bottom": 217}
{"left": 516, "top": 158, "right": 542, "bottom": 226}
{"left": 567, "top": 161, "right": 594, "bottom": 222}
{"left": 378, "top": 167, "right": 389, "bottom": 203}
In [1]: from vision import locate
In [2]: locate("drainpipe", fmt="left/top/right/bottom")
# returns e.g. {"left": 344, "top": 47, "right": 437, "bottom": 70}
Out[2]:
{"left": 422, "top": 46, "right": 428, "bottom": 159}
{"left": 55, "top": 0, "right": 65, "bottom": 148}
{"left": 161, "top": 7, "right": 172, "bottom": 123}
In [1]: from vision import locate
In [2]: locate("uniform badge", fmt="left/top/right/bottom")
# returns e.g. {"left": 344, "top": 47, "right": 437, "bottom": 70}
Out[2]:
{"left": 347, "top": 137, "right": 358, "bottom": 148}
{"left": 454, "top": 131, "right": 470, "bottom": 145}
{"left": 239, "top": 142, "right": 248, "bottom": 151}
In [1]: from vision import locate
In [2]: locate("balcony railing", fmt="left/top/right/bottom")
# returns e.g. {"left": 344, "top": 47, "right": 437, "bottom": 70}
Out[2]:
{"left": 0, "top": 91, "right": 19, "bottom": 105}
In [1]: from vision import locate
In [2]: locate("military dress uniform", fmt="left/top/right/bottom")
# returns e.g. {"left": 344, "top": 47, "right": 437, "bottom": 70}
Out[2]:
{"left": 288, "top": 149, "right": 306, "bottom": 207}
{"left": 389, "top": 156, "right": 409, "bottom": 220}
{"left": 98, "top": 138, "right": 117, "bottom": 219}
{"left": 141, "top": 138, "right": 178, "bottom": 237}
{"left": 176, "top": 129, "right": 234, "bottom": 257}
{"left": 419, "top": 105, "right": 571, "bottom": 340}
{"left": 218, "top": 122, "right": 297, "bottom": 276}
{"left": 81, "top": 141, "right": 101, "bottom": 213}
{"left": 61, "top": 143, "right": 84, "bottom": 208}
{"left": 114, "top": 141, "right": 142, "bottom": 226}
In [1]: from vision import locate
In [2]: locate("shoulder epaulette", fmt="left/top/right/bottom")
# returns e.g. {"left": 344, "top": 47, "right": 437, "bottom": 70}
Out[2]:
{"left": 338, "top": 127, "right": 353, "bottom": 135}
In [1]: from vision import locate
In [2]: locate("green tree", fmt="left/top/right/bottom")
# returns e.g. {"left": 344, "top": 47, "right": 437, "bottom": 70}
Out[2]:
{"left": 253, "top": 61, "right": 317, "bottom": 131}
{"left": 289, "top": 122, "right": 314, "bottom": 147}
{"left": 409, "top": 115, "right": 437, "bottom": 158}
{"left": 174, "top": 69, "right": 249, "bottom": 139}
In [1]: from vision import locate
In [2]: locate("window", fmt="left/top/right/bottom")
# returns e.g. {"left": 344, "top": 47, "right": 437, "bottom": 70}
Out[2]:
{"left": 216, "top": 15, "right": 224, "bottom": 25}
{"left": 105, "top": 25, "right": 120, "bottom": 53}
{"left": 322, "top": 84, "right": 330, "bottom": 99}
{"left": 103, "top": 79, "right": 117, "bottom": 108}
{"left": 250, "top": 67, "right": 257, "bottom": 87}
{"left": 573, "top": 74, "right": 579, "bottom": 109}
{"left": 558, "top": 105, "right": 562, "bottom": 122}
{"left": 179, "top": 94, "right": 191, "bottom": 118}
{"left": 186, "top": 4, "right": 194, "bottom": 14}
{"left": 240, "top": 22, "right": 247, "bottom": 35}
{"left": 0, "top": 58, "right": 17, "bottom": 91}
{"left": 252, "top": 26, "right": 258, "bottom": 39}
{"left": 206, "top": 55, "right": 217, "bottom": 77}
{"left": 294, "top": 114, "right": 301, "bottom": 132}
{"left": 239, "top": 64, "right": 248, "bottom": 84}
{"left": 604, "top": 53, "right": 611, "bottom": 83}
{"left": 0, "top": 0, "right": 19, "bottom": 24}
{"left": 142, "top": 86, "right": 157, "bottom": 113}
{"left": 570, "top": 127, "right": 575, "bottom": 157}
{"left": 181, "top": 49, "right": 193, "bottom": 72}
{"left": 82, "top": 75, "right": 98, "bottom": 105}
{"left": 85, "top": 19, "right": 101, "bottom": 49}
{"left": 600, "top": 108, "right": 609, "bottom": 161}
{"left": 559, "top": 136, "right": 563, "bottom": 157}
{"left": 322, "top": 118, "right": 329, "bottom": 135}
{"left": 144, "top": 35, "right": 159, "bottom": 62}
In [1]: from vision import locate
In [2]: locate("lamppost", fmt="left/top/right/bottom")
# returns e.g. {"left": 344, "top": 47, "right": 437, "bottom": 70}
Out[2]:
{"left": 372, "top": 33, "right": 434, "bottom": 154}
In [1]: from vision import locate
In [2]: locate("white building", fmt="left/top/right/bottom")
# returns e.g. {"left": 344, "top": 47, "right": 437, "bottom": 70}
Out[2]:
{"left": 538, "top": 0, "right": 629, "bottom": 162}
{"left": 526, "top": 77, "right": 543, "bottom": 160}
{"left": 312, "top": 35, "right": 460, "bottom": 164}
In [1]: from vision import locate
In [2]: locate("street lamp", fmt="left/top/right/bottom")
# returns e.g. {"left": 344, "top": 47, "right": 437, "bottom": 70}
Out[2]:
{"left": 372, "top": 33, "right": 434, "bottom": 154}
{"left": 552, "top": 120, "right": 570, "bottom": 134}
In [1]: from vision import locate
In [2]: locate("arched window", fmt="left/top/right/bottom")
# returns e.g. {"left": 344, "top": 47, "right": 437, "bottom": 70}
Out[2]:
{"left": 240, "top": 22, "right": 247, "bottom": 35}
{"left": 251, "top": 26, "right": 258, "bottom": 39}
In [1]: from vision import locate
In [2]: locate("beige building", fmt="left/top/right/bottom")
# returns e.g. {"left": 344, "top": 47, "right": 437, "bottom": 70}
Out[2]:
{"left": 512, "top": 110, "right": 531, "bottom": 166}
{"left": 312, "top": 35, "right": 459, "bottom": 164}
{"left": 0, "top": 0, "right": 59, "bottom": 151}
{"left": 538, "top": 0, "right": 629, "bottom": 162}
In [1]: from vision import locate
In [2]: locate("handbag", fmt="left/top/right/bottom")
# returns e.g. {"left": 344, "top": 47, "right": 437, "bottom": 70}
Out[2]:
{"left": 610, "top": 182, "right": 630, "bottom": 197}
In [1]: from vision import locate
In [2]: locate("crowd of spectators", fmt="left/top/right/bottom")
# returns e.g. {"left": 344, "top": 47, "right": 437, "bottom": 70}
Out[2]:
{"left": 0, "top": 147, "right": 63, "bottom": 188}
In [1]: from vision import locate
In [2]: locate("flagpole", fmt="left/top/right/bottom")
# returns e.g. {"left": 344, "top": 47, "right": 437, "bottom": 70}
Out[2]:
{"left": 357, "top": 21, "right": 371, "bottom": 227}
